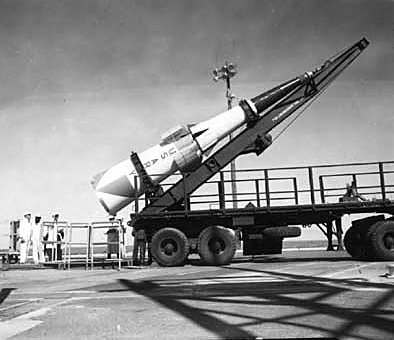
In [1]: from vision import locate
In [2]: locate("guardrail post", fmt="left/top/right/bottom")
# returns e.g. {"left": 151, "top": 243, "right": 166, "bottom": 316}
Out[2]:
{"left": 319, "top": 176, "right": 325, "bottom": 204}
{"left": 66, "top": 223, "right": 71, "bottom": 270}
{"left": 293, "top": 178, "right": 299, "bottom": 205}
{"left": 264, "top": 169, "right": 270, "bottom": 209}
{"left": 86, "top": 224, "right": 91, "bottom": 270}
{"left": 308, "top": 167, "right": 315, "bottom": 206}
{"left": 91, "top": 223, "right": 96, "bottom": 270}
{"left": 118, "top": 221, "right": 121, "bottom": 270}
{"left": 379, "top": 162, "right": 386, "bottom": 201}
{"left": 255, "top": 179, "right": 261, "bottom": 207}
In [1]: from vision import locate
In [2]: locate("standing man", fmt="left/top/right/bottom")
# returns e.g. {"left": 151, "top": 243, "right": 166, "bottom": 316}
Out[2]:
{"left": 136, "top": 228, "right": 147, "bottom": 265}
{"left": 43, "top": 213, "right": 58, "bottom": 261}
{"left": 106, "top": 215, "right": 120, "bottom": 260}
{"left": 53, "top": 213, "right": 64, "bottom": 261}
{"left": 132, "top": 227, "right": 147, "bottom": 266}
{"left": 32, "top": 214, "right": 45, "bottom": 264}
{"left": 19, "top": 212, "right": 32, "bottom": 264}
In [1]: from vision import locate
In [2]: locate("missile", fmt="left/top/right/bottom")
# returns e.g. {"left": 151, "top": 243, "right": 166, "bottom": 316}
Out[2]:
{"left": 92, "top": 38, "right": 369, "bottom": 216}
{"left": 90, "top": 71, "right": 314, "bottom": 216}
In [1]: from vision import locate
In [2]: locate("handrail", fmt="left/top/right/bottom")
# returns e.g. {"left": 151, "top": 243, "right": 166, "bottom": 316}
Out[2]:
{"left": 131, "top": 160, "right": 394, "bottom": 213}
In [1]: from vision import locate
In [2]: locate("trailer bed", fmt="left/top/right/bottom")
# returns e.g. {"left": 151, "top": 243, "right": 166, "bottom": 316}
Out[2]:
{"left": 132, "top": 161, "right": 394, "bottom": 228}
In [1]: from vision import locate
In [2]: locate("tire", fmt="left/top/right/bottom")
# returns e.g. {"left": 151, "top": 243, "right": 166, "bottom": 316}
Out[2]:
{"left": 198, "top": 226, "right": 236, "bottom": 266}
{"left": 344, "top": 224, "right": 374, "bottom": 260}
{"left": 262, "top": 226, "right": 301, "bottom": 238}
{"left": 343, "top": 225, "right": 368, "bottom": 259}
{"left": 367, "top": 220, "right": 394, "bottom": 261}
{"left": 151, "top": 228, "right": 189, "bottom": 267}
{"left": 344, "top": 215, "right": 385, "bottom": 260}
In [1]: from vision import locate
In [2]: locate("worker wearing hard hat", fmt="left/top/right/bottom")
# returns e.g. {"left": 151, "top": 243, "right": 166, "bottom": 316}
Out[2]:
{"left": 19, "top": 212, "right": 33, "bottom": 264}
{"left": 32, "top": 214, "right": 45, "bottom": 264}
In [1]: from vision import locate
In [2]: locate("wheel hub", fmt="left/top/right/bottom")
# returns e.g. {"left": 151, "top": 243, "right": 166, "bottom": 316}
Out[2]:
{"left": 384, "top": 234, "right": 394, "bottom": 251}
{"left": 208, "top": 237, "right": 225, "bottom": 254}
{"left": 161, "top": 239, "right": 178, "bottom": 256}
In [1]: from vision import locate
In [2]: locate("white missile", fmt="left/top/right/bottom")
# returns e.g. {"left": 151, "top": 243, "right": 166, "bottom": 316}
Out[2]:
{"left": 91, "top": 72, "right": 313, "bottom": 215}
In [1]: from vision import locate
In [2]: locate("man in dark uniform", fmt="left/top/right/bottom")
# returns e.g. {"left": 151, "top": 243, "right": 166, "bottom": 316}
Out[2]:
{"left": 132, "top": 227, "right": 147, "bottom": 265}
{"left": 106, "top": 215, "right": 120, "bottom": 260}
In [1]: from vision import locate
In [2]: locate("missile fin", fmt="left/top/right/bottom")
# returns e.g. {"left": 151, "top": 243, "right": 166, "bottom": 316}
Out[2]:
{"left": 90, "top": 170, "right": 107, "bottom": 190}
{"left": 192, "top": 128, "right": 209, "bottom": 138}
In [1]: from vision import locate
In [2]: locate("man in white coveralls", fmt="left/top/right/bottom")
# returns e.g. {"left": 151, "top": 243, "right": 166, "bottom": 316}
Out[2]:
{"left": 32, "top": 214, "right": 45, "bottom": 264}
{"left": 19, "top": 212, "right": 32, "bottom": 264}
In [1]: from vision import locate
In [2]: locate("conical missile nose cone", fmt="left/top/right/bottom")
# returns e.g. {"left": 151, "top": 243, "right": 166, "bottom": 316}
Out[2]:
{"left": 96, "top": 175, "right": 135, "bottom": 197}
{"left": 96, "top": 192, "right": 134, "bottom": 215}
{"left": 92, "top": 161, "right": 137, "bottom": 214}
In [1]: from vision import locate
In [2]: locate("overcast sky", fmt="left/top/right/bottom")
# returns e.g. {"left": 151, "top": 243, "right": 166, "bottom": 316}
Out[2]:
{"left": 1, "top": 0, "right": 393, "bottom": 243}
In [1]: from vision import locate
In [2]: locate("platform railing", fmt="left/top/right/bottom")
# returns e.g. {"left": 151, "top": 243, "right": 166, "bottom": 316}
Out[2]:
{"left": 6, "top": 220, "right": 130, "bottom": 269}
{"left": 89, "top": 221, "right": 126, "bottom": 270}
{"left": 42, "top": 221, "right": 68, "bottom": 267}
{"left": 131, "top": 160, "right": 394, "bottom": 214}
{"left": 65, "top": 222, "right": 90, "bottom": 270}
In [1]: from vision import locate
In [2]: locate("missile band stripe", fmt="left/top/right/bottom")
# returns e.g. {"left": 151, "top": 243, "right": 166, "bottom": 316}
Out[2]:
{"left": 239, "top": 99, "right": 259, "bottom": 123}
{"left": 246, "top": 99, "right": 258, "bottom": 114}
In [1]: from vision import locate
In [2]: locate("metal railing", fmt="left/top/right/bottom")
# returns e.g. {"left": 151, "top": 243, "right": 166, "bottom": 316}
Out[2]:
{"left": 8, "top": 220, "right": 129, "bottom": 269}
{"left": 65, "top": 222, "right": 90, "bottom": 270}
{"left": 131, "top": 161, "right": 394, "bottom": 213}
{"left": 42, "top": 221, "right": 68, "bottom": 267}
{"left": 89, "top": 221, "right": 126, "bottom": 270}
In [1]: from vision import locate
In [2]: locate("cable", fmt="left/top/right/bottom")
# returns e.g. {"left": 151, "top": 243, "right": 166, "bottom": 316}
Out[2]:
{"left": 272, "top": 81, "right": 332, "bottom": 142}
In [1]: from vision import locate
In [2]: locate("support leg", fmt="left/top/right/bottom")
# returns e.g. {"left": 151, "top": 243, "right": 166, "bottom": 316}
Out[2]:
{"left": 132, "top": 236, "right": 139, "bottom": 266}
{"left": 335, "top": 218, "right": 345, "bottom": 251}
{"left": 326, "top": 221, "right": 334, "bottom": 251}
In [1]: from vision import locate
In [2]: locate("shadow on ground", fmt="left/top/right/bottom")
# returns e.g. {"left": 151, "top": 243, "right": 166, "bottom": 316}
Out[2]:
{"left": 0, "top": 288, "right": 15, "bottom": 305}
{"left": 92, "top": 266, "right": 394, "bottom": 340}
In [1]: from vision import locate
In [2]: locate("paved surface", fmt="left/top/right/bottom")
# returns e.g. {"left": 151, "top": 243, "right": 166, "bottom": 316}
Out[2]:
{"left": 1, "top": 250, "right": 394, "bottom": 339}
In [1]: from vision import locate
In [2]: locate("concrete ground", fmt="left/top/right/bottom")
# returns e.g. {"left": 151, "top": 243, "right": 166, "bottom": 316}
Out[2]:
{"left": 1, "top": 250, "right": 394, "bottom": 340}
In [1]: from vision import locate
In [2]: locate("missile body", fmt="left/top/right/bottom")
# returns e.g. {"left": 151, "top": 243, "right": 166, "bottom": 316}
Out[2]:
{"left": 91, "top": 74, "right": 311, "bottom": 215}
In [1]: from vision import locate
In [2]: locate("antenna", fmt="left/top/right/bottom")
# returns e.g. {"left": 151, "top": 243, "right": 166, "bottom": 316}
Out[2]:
{"left": 212, "top": 61, "right": 239, "bottom": 208}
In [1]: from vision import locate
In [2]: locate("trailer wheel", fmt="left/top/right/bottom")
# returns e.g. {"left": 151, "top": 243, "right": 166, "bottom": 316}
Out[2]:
{"left": 262, "top": 226, "right": 301, "bottom": 238}
{"left": 367, "top": 220, "right": 394, "bottom": 261}
{"left": 198, "top": 226, "right": 236, "bottom": 266}
{"left": 151, "top": 228, "right": 189, "bottom": 267}
{"left": 343, "top": 225, "right": 370, "bottom": 260}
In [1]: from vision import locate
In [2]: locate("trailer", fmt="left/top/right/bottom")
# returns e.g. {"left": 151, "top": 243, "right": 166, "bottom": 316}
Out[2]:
{"left": 119, "top": 38, "right": 389, "bottom": 267}
{"left": 131, "top": 161, "right": 394, "bottom": 266}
